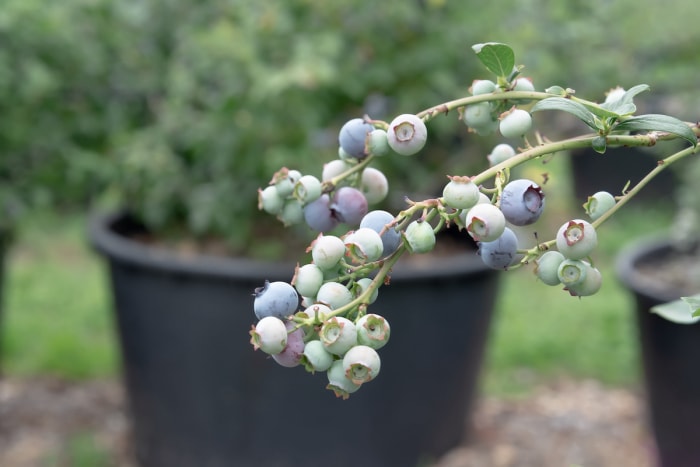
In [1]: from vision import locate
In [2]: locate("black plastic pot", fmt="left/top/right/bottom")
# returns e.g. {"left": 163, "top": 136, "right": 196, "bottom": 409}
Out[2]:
{"left": 616, "top": 237, "right": 700, "bottom": 467}
{"left": 88, "top": 211, "right": 500, "bottom": 467}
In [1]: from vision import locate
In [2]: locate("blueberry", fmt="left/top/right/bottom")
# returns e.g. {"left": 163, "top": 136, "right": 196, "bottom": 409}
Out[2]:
{"left": 478, "top": 227, "right": 519, "bottom": 269}
{"left": 320, "top": 316, "right": 358, "bottom": 356}
{"left": 293, "top": 174, "right": 322, "bottom": 205}
{"left": 339, "top": 118, "right": 374, "bottom": 159}
{"left": 301, "top": 339, "right": 334, "bottom": 373}
{"left": 344, "top": 227, "right": 384, "bottom": 263}
{"left": 356, "top": 313, "right": 390, "bottom": 350}
{"left": 253, "top": 280, "right": 299, "bottom": 320}
{"left": 470, "top": 79, "right": 497, "bottom": 95}
{"left": 326, "top": 359, "right": 361, "bottom": 399}
{"left": 465, "top": 203, "right": 506, "bottom": 242}
{"left": 293, "top": 263, "right": 324, "bottom": 297}
{"left": 463, "top": 102, "right": 498, "bottom": 135}
{"left": 343, "top": 345, "right": 381, "bottom": 385}
{"left": 258, "top": 185, "right": 284, "bottom": 215}
{"left": 249, "top": 316, "right": 287, "bottom": 355}
{"left": 386, "top": 114, "right": 428, "bottom": 156}
{"left": 405, "top": 220, "right": 436, "bottom": 254}
{"left": 360, "top": 210, "right": 401, "bottom": 257}
{"left": 487, "top": 143, "right": 516, "bottom": 166}
{"left": 556, "top": 219, "right": 598, "bottom": 260}
{"left": 316, "top": 281, "right": 353, "bottom": 310}
{"left": 360, "top": 167, "right": 389, "bottom": 205}
{"left": 499, "top": 108, "right": 532, "bottom": 138}
{"left": 311, "top": 234, "right": 346, "bottom": 271}
{"left": 534, "top": 250, "right": 565, "bottom": 286}
{"left": 500, "top": 179, "right": 545, "bottom": 226}
{"left": 584, "top": 191, "right": 616, "bottom": 221}
{"left": 330, "top": 186, "right": 368, "bottom": 226}
{"left": 442, "top": 176, "right": 480, "bottom": 209}
{"left": 303, "top": 194, "right": 339, "bottom": 233}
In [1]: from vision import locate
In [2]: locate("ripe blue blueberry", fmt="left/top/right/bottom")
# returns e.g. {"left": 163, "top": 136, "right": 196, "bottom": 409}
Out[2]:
{"left": 386, "top": 114, "right": 428, "bottom": 156}
{"left": 253, "top": 280, "right": 299, "bottom": 320}
{"left": 330, "top": 186, "right": 368, "bottom": 226}
{"left": 339, "top": 118, "right": 374, "bottom": 159}
{"left": 303, "top": 194, "right": 339, "bottom": 233}
{"left": 500, "top": 179, "right": 545, "bottom": 226}
{"left": 405, "top": 220, "right": 436, "bottom": 254}
{"left": 534, "top": 250, "right": 565, "bottom": 286}
{"left": 343, "top": 345, "right": 381, "bottom": 385}
{"left": 478, "top": 227, "right": 519, "bottom": 269}
{"left": 249, "top": 316, "right": 287, "bottom": 355}
{"left": 499, "top": 108, "right": 532, "bottom": 138}
{"left": 556, "top": 219, "right": 598, "bottom": 260}
{"left": 360, "top": 210, "right": 401, "bottom": 257}
{"left": 442, "top": 176, "right": 480, "bottom": 209}
{"left": 465, "top": 203, "right": 506, "bottom": 242}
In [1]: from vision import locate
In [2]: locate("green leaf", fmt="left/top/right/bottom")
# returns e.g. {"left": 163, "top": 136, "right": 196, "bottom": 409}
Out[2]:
{"left": 651, "top": 293, "right": 700, "bottom": 324}
{"left": 530, "top": 97, "right": 597, "bottom": 130}
{"left": 601, "top": 84, "right": 650, "bottom": 115}
{"left": 615, "top": 114, "right": 697, "bottom": 146}
{"left": 684, "top": 296, "right": 700, "bottom": 317}
{"left": 472, "top": 43, "right": 515, "bottom": 78}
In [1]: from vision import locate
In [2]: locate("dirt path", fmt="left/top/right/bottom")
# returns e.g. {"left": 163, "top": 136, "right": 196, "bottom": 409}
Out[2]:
{"left": 0, "top": 377, "right": 655, "bottom": 467}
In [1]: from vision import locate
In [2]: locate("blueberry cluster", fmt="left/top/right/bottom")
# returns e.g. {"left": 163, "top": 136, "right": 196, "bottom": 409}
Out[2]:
{"left": 250, "top": 209, "right": 402, "bottom": 398}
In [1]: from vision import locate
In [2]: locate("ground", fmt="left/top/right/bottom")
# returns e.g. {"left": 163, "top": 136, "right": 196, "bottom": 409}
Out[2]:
{"left": 0, "top": 376, "right": 655, "bottom": 467}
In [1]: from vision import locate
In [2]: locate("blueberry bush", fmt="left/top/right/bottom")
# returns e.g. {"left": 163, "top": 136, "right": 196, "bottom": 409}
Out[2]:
{"left": 250, "top": 43, "right": 700, "bottom": 399}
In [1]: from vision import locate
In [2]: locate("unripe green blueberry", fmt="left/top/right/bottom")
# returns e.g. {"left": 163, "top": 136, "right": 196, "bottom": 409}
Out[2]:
{"left": 326, "top": 359, "right": 361, "bottom": 399}
{"left": 356, "top": 313, "right": 390, "bottom": 350}
{"left": 367, "top": 129, "right": 391, "bottom": 156}
{"left": 470, "top": 79, "right": 497, "bottom": 95}
{"left": 356, "top": 277, "right": 379, "bottom": 304}
{"left": 304, "top": 303, "right": 333, "bottom": 322}
{"left": 534, "top": 250, "right": 565, "bottom": 286}
{"left": 465, "top": 203, "right": 506, "bottom": 242}
{"left": 278, "top": 199, "right": 304, "bottom": 226}
{"left": 316, "top": 281, "right": 353, "bottom": 310}
{"left": 301, "top": 339, "right": 334, "bottom": 373}
{"left": 344, "top": 228, "right": 384, "bottom": 263}
{"left": 311, "top": 235, "right": 346, "bottom": 271}
{"left": 463, "top": 102, "right": 498, "bottom": 135}
{"left": 499, "top": 108, "right": 532, "bottom": 138}
{"left": 442, "top": 176, "right": 480, "bottom": 209}
{"left": 556, "top": 219, "right": 598, "bottom": 260}
{"left": 360, "top": 167, "right": 389, "bottom": 204}
{"left": 512, "top": 77, "right": 535, "bottom": 103}
{"left": 405, "top": 220, "right": 436, "bottom": 254}
{"left": 294, "top": 174, "right": 322, "bottom": 205}
{"left": 566, "top": 264, "right": 603, "bottom": 297}
{"left": 584, "top": 191, "right": 616, "bottom": 221}
{"left": 343, "top": 345, "right": 381, "bottom": 385}
{"left": 249, "top": 316, "right": 287, "bottom": 355}
{"left": 557, "top": 258, "right": 588, "bottom": 287}
{"left": 293, "top": 263, "right": 325, "bottom": 297}
{"left": 387, "top": 114, "right": 428, "bottom": 156}
{"left": 487, "top": 143, "right": 516, "bottom": 166}
{"left": 258, "top": 185, "right": 284, "bottom": 215}
{"left": 320, "top": 316, "right": 358, "bottom": 356}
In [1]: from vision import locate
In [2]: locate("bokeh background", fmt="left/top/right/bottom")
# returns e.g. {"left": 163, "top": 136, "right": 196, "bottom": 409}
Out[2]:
{"left": 1, "top": 0, "right": 699, "bottom": 465}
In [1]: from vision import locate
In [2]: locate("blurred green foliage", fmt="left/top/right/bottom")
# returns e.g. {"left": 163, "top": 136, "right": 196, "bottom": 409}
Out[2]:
{"left": 1, "top": 0, "right": 698, "bottom": 252}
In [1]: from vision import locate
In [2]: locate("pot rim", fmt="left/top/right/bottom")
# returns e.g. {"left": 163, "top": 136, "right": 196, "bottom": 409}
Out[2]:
{"left": 88, "top": 210, "right": 495, "bottom": 282}
{"left": 615, "top": 234, "right": 691, "bottom": 303}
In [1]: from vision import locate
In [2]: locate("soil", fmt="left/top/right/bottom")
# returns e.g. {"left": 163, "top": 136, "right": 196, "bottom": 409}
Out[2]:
{"left": 0, "top": 376, "right": 656, "bottom": 467}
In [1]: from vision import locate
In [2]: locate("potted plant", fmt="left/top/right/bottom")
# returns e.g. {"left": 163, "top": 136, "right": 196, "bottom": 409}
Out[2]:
{"left": 616, "top": 155, "right": 700, "bottom": 466}
{"left": 86, "top": 4, "right": 508, "bottom": 466}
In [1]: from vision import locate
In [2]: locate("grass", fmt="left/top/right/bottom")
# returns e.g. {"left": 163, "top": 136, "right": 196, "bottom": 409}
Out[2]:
{"left": 0, "top": 201, "right": 675, "bottom": 395}
{"left": 1, "top": 212, "right": 118, "bottom": 379}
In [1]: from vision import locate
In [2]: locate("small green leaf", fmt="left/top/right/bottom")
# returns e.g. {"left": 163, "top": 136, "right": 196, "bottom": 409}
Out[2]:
{"left": 472, "top": 42, "right": 515, "bottom": 78}
{"left": 683, "top": 296, "right": 700, "bottom": 317}
{"left": 544, "top": 85, "right": 568, "bottom": 96}
{"left": 614, "top": 114, "right": 697, "bottom": 146}
{"left": 531, "top": 97, "right": 597, "bottom": 130}
{"left": 591, "top": 136, "right": 607, "bottom": 154}
{"left": 601, "top": 84, "right": 650, "bottom": 115}
{"left": 651, "top": 294, "right": 700, "bottom": 324}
